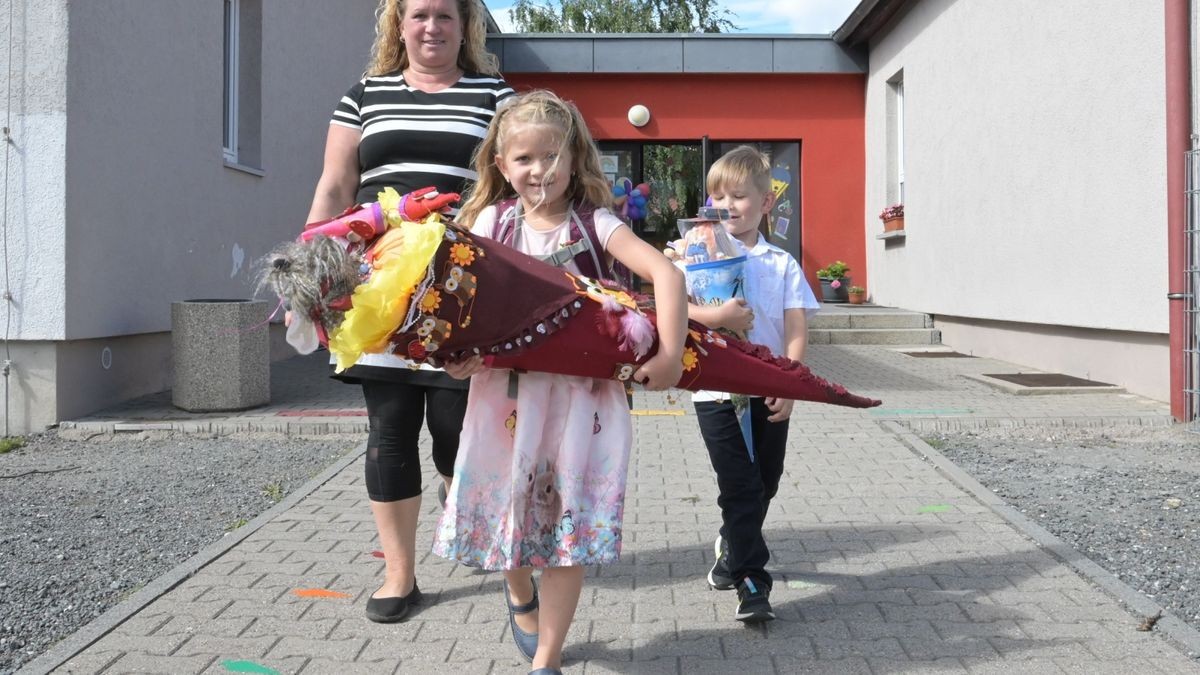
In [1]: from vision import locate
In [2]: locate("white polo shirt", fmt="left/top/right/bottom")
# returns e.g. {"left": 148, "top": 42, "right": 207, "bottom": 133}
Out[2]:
{"left": 687, "top": 233, "right": 820, "bottom": 402}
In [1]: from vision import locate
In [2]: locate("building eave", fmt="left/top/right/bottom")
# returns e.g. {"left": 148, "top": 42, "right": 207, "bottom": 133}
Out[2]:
{"left": 486, "top": 33, "right": 866, "bottom": 74}
{"left": 833, "top": 0, "right": 917, "bottom": 47}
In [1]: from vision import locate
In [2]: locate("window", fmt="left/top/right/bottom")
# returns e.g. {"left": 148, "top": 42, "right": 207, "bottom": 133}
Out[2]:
{"left": 223, "top": 0, "right": 262, "bottom": 169}
{"left": 223, "top": 0, "right": 238, "bottom": 162}
{"left": 887, "top": 72, "right": 905, "bottom": 204}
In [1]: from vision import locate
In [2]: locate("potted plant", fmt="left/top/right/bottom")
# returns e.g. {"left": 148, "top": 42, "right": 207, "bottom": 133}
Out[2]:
{"left": 847, "top": 285, "right": 866, "bottom": 305}
{"left": 815, "top": 260, "right": 851, "bottom": 303}
{"left": 879, "top": 203, "right": 904, "bottom": 231}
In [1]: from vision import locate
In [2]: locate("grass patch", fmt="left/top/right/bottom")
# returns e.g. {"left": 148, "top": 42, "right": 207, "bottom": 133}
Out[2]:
{"left": 0, "top": 436, "right": 25, "bottom": 454}
{"left": 226, "top": 517, "right": 249, "bottom": 531}
{"left": 921, "top": 436, "right": 946, "bottom": 450}
{"left": 263, "top": 482, "right": 283, "bottom": 503}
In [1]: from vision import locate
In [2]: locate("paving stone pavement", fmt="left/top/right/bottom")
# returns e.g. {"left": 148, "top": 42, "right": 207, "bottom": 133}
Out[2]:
{"left": 40, "top": 345, "right": 1200, "bottom": 674}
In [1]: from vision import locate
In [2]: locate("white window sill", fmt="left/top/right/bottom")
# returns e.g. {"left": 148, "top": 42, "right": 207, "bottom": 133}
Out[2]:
{"left": 224, "top": 159, "right": 265, "bottom": 177}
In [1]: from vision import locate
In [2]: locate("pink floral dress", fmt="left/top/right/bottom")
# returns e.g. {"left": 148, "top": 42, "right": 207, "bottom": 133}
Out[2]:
{"left": 432, "top": 205, "right": 633, "bottom": 570}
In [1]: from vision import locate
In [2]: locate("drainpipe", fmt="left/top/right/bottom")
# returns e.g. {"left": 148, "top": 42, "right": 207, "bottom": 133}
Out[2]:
{"left": 1166, "top": 0, "right": 1191, "bottom": 421}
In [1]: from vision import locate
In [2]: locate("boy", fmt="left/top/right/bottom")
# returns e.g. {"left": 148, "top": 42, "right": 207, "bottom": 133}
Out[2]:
{"left": 684, "top": 145, "right": 819, "bottom": 623}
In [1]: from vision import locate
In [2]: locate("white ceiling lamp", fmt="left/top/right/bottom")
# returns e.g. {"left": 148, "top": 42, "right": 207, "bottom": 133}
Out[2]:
{"left": 627, "top": 104, "right": 651, "bottom": 128}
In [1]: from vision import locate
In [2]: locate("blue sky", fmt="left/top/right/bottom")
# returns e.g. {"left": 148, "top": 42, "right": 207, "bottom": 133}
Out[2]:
{"left": 483, "top": 0, "right": 863, "bottom": 35}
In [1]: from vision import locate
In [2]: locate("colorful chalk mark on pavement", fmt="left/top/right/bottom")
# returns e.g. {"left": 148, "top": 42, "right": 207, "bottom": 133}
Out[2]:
{"left": 291, "top": 588, "right": 352, "bottom": 599}
{"left": 786, "top": 579, "right": 819, "bottom": 590}
{"left": 223, "top": 660, "right": 281, "bottom": 675}
{"left": 917, "top": 504, "right": 952, "bottom": 514}
{"left": 370, "top": 550, "right": 386, "bottom": 559}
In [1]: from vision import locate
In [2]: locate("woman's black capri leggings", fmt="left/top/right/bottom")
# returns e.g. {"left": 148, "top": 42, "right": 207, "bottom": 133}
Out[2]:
{"left": 361, "top": 379, "right": 468, "bottom": 502}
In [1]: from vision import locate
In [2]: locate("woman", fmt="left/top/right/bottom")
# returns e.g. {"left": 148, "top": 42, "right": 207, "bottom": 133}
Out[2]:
{"left": 305, "top": 0, "right": 512, "bottom": 623}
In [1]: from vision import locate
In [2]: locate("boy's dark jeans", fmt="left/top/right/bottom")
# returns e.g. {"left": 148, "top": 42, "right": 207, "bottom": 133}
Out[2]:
{"left": 695, "top": 397, "right": 790, "bottom": 587}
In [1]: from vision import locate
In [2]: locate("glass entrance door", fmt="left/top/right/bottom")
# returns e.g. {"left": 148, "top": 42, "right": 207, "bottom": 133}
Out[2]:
{"left": 708, "top": 142, "right": 801, "bottom": 261}
{"left": 598, "top": 141, "right": 704, "bottom": 256}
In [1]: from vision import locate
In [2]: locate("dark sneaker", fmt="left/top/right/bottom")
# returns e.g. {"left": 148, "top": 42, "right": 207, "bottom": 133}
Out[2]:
{"left": 708, "top": 534, "right": 736, "bottom": 590}
{"left": 734, "top": 577, "right": 775, "bottom": 623}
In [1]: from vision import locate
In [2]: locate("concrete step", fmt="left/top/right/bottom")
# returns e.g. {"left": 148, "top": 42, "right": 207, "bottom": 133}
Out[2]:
{"left": 809, "top": 327, "right": 942, "bottom": 345}
{"left": 809, "top": 305, "right": 932, "bottom": 330}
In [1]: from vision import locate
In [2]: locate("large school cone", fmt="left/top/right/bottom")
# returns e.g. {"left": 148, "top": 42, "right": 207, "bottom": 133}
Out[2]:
{"left": 368, "top": 221, "right": 880, "bottom": 409}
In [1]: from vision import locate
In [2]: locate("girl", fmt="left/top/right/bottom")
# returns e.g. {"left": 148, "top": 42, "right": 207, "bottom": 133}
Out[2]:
{"left": 435, "top": 90, "right": 687, "bottom": 675}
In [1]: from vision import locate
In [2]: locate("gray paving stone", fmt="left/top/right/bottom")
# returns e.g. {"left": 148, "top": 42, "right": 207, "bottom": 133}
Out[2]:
{"left": 42, "top": 350, "right": 1199, "bottom": 673}
{"left": 56, "top": 650, "right": 124, "bottom": 674}
{"left": 99, "top": 652, "right": 219, "bottom": 674}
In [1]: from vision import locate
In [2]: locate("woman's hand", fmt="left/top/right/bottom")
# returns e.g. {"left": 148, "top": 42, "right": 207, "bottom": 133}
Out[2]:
{"left": 633, "top": 352, "right": 683, "bottom": 391}
{"left": 442, "top": 355, "right": 485, "bottom": 380}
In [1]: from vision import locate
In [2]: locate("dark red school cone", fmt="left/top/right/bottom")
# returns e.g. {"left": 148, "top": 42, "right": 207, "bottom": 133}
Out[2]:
{"left": 383, "top": 223, "right": 879, "bottom": 409}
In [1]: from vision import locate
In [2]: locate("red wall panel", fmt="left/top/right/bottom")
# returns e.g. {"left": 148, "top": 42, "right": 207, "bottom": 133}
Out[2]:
{"left": 504, "top": 73, "right": 867, "bottom": 293}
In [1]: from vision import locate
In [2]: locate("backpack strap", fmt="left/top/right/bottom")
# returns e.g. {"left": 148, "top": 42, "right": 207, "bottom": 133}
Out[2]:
{"left": 570, "top": 202, "right": 635, "bottom": 289}
{"left": 492, "top": 198, "right": 520, "bottom": 244}
{"left": 564, "top": 201, "right": 608, "bottom": 282}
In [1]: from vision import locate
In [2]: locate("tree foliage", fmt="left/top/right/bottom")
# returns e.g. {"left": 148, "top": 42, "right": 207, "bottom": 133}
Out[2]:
{"left": 510, "top": 0, "right": 736, "bottom": 34}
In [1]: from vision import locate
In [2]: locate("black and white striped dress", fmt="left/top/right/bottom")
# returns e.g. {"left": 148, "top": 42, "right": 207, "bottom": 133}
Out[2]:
{"left": 332, "top": 71, "right": 514, "bottom": 208}
{"left": 329, "top": 71, "right": 513, "bottom": 382}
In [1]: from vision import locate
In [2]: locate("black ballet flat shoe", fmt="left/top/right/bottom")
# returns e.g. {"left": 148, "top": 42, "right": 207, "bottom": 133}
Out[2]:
{"left": 365, "top": 581, "right": 423, "bottom": 623}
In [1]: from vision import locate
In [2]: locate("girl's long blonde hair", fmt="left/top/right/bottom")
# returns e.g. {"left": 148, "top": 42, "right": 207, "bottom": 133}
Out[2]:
{"left": 457, "top": 90, "right": 614, "bottom": 229}
{"left": 368, "top": 0, "right": 500, "bottom": 77}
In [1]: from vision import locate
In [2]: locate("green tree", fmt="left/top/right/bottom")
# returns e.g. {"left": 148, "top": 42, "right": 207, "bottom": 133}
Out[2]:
{"left": 510, "top": 0, "right": 736, "bottom": 34}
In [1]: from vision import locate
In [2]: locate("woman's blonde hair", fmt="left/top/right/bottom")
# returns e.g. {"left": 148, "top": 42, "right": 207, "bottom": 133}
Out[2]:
{"left": 706, "top": 145, "right": 772, "bottom": 196}
{"left": 457, "top": 90, "right": 613, "bottom": 229}
{"left": 368, "top": 0, "right": 500, "bottom": 76}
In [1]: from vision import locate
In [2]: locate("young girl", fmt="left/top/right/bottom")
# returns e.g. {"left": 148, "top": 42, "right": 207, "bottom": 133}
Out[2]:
{"left": 435, "top": 90, "right": 686, "bottom": 674}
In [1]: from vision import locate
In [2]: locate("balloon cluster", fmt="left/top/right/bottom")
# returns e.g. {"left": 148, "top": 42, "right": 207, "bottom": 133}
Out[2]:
{"left": 611, "top": 177, "right": 652, "bottom": 221}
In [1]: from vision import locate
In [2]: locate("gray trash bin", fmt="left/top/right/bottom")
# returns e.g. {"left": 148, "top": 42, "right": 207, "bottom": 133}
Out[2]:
{"left": 171, "top": 299, "right": 270, "bottom": 412}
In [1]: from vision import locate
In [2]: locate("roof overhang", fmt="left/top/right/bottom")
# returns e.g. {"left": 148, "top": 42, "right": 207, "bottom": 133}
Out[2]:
{"left": 486, "top": 34, "right": 866, "bottom": 74}
{"left": 833, "top": 0, "right": 917, "bottom": 47}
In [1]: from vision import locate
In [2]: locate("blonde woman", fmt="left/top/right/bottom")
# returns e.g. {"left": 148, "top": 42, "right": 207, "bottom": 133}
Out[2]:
{"left": 305, "top": 0, "right": 512, "bottom": 623}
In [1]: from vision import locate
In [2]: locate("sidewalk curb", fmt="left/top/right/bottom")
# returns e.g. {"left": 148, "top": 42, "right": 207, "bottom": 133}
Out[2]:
{"left": 881, "top": 419, "right": 1200, "bottom": 661}
{"left": 16, "top": 442, "right": 368, "bottom": 675}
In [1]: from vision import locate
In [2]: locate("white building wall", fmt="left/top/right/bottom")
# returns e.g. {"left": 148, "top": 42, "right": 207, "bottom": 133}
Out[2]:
{"left": 0, "top": 0, "right": 378, "bottom": 432}
{"left": 1, "top": 0, "right": 69, "bottom": 341}
{"left": 864, "top": 0, "right": 1170, "bottom": 400}
{"left": 63, "top": 0, "right": 377, "bottom": 338}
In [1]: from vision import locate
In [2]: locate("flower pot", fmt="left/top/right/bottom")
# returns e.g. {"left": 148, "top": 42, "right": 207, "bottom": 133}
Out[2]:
{"left": 819, "top": 277, "right": 850, "bottom": 303}
{"left": 848, "top": 291, "right": 865, "bottom": 305}
{"left": 882, "top": 215, "right": 905, "bottom": 232}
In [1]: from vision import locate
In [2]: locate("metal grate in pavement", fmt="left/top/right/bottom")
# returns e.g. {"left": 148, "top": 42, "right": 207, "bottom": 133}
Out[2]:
{"left": 983, "top": 373, "right": 1114, "bottom": 387}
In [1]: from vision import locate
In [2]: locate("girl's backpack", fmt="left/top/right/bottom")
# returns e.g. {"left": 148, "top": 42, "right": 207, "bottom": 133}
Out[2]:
{"left": 492, "top": 198, "right": 635, "bottom": 289}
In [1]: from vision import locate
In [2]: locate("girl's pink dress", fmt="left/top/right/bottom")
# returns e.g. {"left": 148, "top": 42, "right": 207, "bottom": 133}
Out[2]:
{"left": 432, "top": 205, "right": 633, "bottom": 570}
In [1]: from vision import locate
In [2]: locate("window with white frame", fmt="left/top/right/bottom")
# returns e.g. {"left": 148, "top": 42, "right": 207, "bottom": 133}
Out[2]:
{"left": 886, "top": 72, "right": 905, "bottom": 205}
{"left": 223, "top": 0, "right": 239, "bottom": 162}
{"left": 223, "top": 0, "right": 262, "bottom": 169}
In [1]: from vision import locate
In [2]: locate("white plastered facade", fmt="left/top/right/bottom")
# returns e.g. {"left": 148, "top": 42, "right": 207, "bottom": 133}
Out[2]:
{"left": 864, "top": 0, "right": 1171, "bottom": 401}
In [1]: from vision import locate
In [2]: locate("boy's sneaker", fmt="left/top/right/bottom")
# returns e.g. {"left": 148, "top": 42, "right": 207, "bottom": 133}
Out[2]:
{"left": 734, "top": 577, "right": 775, "bottom": 623}
{"left": 707, "top": 535, "right": 736, "bottom": 590}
